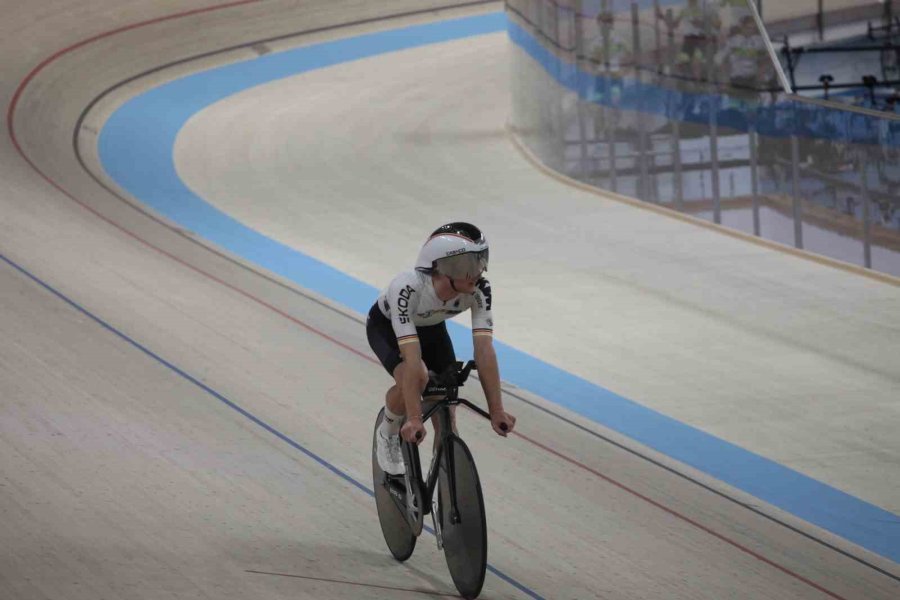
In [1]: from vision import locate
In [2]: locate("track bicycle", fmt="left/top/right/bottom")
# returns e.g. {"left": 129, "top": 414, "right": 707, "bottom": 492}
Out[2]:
{"left": 372, "top": 360, "right": 504, "bottom": 599}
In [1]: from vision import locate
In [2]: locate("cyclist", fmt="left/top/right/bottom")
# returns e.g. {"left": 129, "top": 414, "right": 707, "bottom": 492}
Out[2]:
{"left": 367, "top": 222, "right": 516, "bottom": 475}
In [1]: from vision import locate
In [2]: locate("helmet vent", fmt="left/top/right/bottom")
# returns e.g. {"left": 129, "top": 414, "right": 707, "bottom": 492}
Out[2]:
{"left": 430, "top": 222, "right": 484, "bottom": 244}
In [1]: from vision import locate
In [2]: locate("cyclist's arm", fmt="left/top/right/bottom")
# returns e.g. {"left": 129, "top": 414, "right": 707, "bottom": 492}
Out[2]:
{"left": 473, "top": 334, "right": 504, "bottom": 416}
{"left": 385, "top": 273, "right": 428, "bottom": 422}
{"left": 470, "top": 277, "right": 502, "bottom": 413}
{"left": 470, "top": 277, "right": 514, "bottom": 435}
{"left": 474, "top": 335, "right": 515, "bottom": 436}
{"left": 398, "top": 340, "right": 426, "bottom": 419}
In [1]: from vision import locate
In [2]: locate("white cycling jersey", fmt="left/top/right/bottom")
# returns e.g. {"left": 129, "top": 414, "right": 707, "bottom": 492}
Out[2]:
{"left": 376, "top": 270, "right": 493, "bottom": 346}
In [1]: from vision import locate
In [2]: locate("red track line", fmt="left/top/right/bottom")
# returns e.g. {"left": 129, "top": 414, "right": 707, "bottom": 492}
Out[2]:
{"left": 512, "top": 429, "right": 850, "bottom": 600}
{"left": 6, "top": 0, "right": 263, "bottom": 155}
{"left": 5, "top": 4, "right": 851, "bottom": 599}
{"left": 5, "top": 0, "right": 374, "bottom": 363}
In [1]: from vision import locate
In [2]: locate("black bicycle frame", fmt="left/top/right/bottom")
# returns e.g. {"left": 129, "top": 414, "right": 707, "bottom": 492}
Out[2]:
{"left": 398, "top": 361, "right": 491, "bottom": 527}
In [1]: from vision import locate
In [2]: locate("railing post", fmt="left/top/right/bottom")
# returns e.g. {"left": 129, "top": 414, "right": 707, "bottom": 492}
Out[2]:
{"left": 601, "top": 0, "right": 618, "bottom": 192}
{"left": 664, "top": 7, "right": 684, "bottom": 210}
{"left": 574, "top": 0, "right": 590, "bottom": 180}
{"left": 817, "top": 0, "right": 824, "bottom": 41}
{"left": 791, "top": 133, "right": 804, "bottom": 249}
{"left": 859, "top": 156, "right": 873, "bottom": 268}
{"left": 709, "top": 96, "right": 721, "bottom": 223}
{"left": 705, "top": 2, "right": 721, "bottom": 222}
{"left": 632, "top": 2, "right": 651, "bottom": 201}
{"left": 750, "top": 115, "right": 761, "bottom": 236}
{"left": 653, "top": 0, "right": 662, "bottom": 73}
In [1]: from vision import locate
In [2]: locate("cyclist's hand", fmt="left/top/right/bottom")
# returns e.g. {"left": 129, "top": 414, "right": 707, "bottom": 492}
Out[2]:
{"left": 490, "top": 411, "right": 516, "bottom": 437}
{"left": 401, "top": 417, "right": 426, "bottom": 445}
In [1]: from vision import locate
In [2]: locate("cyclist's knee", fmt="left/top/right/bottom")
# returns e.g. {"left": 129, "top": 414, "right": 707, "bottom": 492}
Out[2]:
{"left": 386, "top": 384, "right": 401, "bottom": 403}
{"left": 393, "top": 361, "right": 428, "bottom": 392}
{"left": 413, "top": 361, "right": 428, "bottom": 392}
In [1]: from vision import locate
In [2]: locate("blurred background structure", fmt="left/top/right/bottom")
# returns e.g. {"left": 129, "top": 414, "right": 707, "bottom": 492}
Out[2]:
{"left": 507, "top": 0, "right": 900, "bottom": 276}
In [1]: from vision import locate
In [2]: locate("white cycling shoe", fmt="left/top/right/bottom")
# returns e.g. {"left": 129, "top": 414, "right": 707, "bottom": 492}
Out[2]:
{"left": 376, "top": 430, "right": 405, "bottom": 476}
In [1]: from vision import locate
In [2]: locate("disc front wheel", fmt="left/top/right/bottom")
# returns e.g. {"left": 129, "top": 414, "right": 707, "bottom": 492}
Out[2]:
{"left": 437, "top": 435, "right": 487, "bottom": 599}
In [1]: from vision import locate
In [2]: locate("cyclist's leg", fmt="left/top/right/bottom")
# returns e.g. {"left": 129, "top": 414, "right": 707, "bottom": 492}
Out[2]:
{"left": 367, "top": 304, "right": 452, "bottom": 429}
{"left": 388, "top": 360, "right": 428, "bottom": 417}
{"left": 367, "top": 303, "right": 422, "bottom": 435}
{"left": 419, "top": 322, "right": 459, "bottom": 440}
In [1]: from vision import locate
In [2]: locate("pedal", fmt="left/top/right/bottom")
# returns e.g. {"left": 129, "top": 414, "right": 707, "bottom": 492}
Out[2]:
{"left": 431, "top": 500, "right": 443, "bottom": 550}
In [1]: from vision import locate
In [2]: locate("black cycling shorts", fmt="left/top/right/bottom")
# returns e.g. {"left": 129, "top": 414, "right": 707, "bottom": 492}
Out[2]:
{"left": 366, "top": 302, "right": 456, "bottom": 377}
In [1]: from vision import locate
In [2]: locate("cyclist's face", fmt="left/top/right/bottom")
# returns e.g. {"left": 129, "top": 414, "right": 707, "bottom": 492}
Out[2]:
{"left": 450, "top": 274, "right": 480, "bottom": 294}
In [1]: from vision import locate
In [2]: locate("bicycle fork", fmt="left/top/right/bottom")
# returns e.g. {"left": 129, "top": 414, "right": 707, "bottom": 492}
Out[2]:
{"left": 428, "top": 447, "right": 444, "bottom": 550}
{"left": 444, "top": 437, "right": 462, "bottom": 525}
{"left": 427, "top": 434, "right": 463, "bottom": 551}
{"left": 400, "top": 442, "right": 425, "bottom": 537}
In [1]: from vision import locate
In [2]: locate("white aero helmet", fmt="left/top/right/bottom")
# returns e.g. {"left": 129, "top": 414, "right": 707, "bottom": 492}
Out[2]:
{"left": 415, "top": 222, "right": 489, "bottom": 279}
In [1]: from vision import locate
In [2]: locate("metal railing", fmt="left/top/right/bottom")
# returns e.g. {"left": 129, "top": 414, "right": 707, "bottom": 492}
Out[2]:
{"left": 506, "top": 0, "right": 900, "bottom": 276}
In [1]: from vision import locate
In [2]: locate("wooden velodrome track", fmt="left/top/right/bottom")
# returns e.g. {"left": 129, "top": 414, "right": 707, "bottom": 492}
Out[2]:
{"left": 2, "top": 1, "right": 899, "bottom": 598}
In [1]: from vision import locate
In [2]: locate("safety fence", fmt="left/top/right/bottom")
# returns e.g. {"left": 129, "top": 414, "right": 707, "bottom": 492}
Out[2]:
{"left": 507, "top": 0, "right": 900, "bottom": 276}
